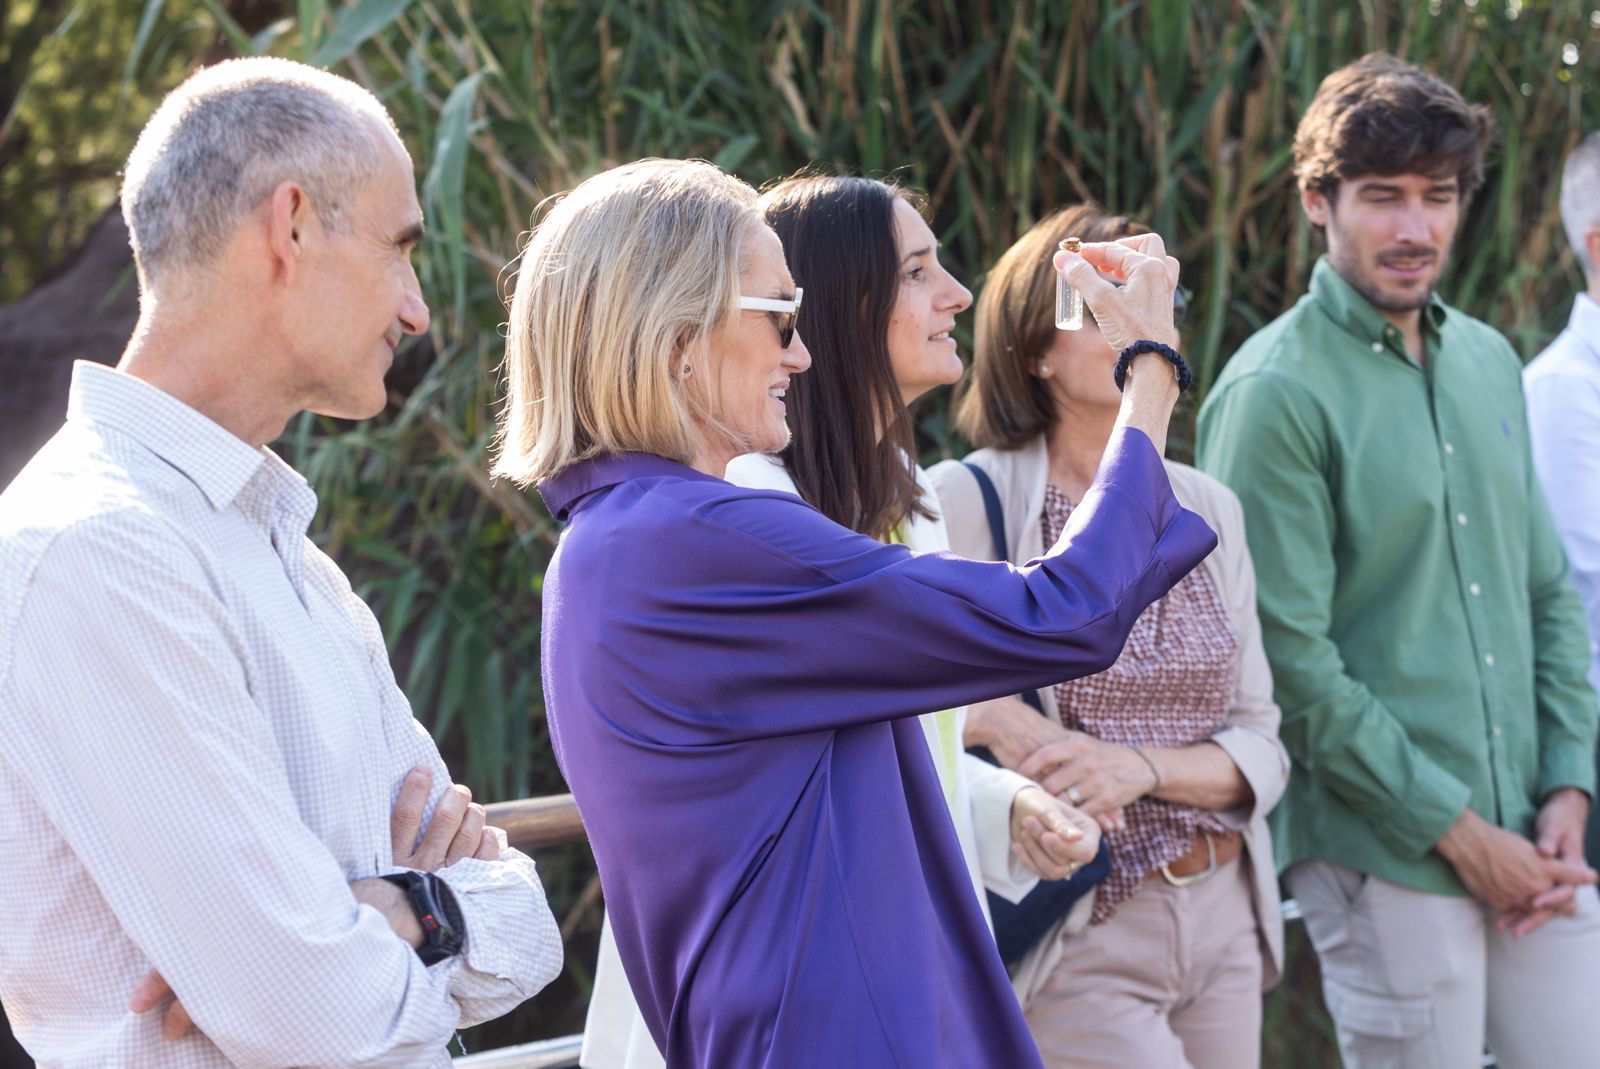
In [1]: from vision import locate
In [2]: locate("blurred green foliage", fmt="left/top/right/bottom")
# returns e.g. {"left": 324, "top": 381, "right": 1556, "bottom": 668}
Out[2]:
{"left": 4, "top": 0, "right": 179, "bottom": 301}
{"left": 7, "top": 0, "right": 1600, "bottom": 1054}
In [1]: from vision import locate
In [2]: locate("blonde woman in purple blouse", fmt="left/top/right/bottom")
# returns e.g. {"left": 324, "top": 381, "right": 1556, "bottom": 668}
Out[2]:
{"left": 931, "top": 204, "right": 1289, "bottom": 1069}
{"left": 494, "top": 159, "right": 1212, "bottom": 1067}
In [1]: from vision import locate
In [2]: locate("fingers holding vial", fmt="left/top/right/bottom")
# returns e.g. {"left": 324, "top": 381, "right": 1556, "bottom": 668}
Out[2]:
{"left": 1053, "top": 236, "right": 1181, "bottom": 352}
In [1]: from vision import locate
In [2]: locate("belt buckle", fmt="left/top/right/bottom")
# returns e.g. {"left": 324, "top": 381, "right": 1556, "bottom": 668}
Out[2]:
{"left": 1160, "top": 830, "right": 1217, "bottom": 887}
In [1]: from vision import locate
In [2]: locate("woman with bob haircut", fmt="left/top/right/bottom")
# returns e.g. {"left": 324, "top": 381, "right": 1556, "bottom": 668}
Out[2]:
{"left": 579, "top": 172, "right": 1100, "bottom": 1069}
{"left": 496, "top": 158, "right": 1212, "bottom": 1067}
{"left": 930, "top": 204, "right": 1289, "bottom": 1069}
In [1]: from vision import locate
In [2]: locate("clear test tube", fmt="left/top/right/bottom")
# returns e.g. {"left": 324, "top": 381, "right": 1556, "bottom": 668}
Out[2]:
{"left": 1056, "top": 237, "right": 1083, "bottom": 330}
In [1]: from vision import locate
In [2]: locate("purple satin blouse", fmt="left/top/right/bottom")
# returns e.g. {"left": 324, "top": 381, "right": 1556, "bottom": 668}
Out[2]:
{"left": 537, "top": 427, "right": 1216, "bottom": 1067}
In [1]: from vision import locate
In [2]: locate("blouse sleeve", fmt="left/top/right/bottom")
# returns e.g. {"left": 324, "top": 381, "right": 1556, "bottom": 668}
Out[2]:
{"left": 602, "top": 429, "right": 1216, "bottom": 744}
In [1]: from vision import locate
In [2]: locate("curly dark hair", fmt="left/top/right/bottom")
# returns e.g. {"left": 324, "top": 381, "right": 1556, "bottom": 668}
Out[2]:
{"left": 1293, "top": 52, "right": 1494, "bottom": 202}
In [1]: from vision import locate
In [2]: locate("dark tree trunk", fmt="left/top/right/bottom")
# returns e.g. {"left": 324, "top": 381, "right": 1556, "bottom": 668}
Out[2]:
{"left": 0, "top": 207, "right": 140, "bottom": 490}
{"left": 0, "top": 203, "right": 140, "bottom": 1061}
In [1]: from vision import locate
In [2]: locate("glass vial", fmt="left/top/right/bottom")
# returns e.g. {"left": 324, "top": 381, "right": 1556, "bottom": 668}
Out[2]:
{"left": 1056, "top": 237, "right": 1084, "bottom": 330}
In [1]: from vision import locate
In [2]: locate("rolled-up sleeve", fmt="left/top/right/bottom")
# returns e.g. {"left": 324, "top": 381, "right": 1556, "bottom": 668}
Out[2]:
{"left": 356, "top": 592, "right": 563, "bottom": 1023}
{"left": 431, "top": 851, "right": 563, "bottom": 1025}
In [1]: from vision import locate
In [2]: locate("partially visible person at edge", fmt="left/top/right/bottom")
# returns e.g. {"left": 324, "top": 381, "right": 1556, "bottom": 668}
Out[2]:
{"left": 0, "top": 58, "right": 561, "bottom": 1067}
{"left": 494, "top": 157, "right": 1213, "bottom": 1067}
{"left": 580, "top": 173, "right": 1103, "bottom": 1069}
{"left": 927, "top": 204, "right": 1287, "bottom": 1069}
{"left": 1198, "top": 53, "right": 1600, "bottom": 1069}
{"left": 1525, "top": 129, "right": 1600, "bottom": 865}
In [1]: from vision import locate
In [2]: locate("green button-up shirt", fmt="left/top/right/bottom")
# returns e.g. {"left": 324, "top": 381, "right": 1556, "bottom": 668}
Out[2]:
{"left": 1197, "top": 257, "right": 1598, "bottom": 896}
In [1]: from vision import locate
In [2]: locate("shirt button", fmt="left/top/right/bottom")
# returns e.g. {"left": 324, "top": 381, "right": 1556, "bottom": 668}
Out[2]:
{"left": 1484, "top": 653, "right": 1496, "bottom": 667}
{"left": 1469, "top": 582, "right": 1482, "bottom": 596}
{"left": 1492, "top": 726, "right": 1502, "bottom": 738}
{"left": 1456, "top": 512, "right": 1468, "bottom": 526}
{"left": 1443, "top": 442, "right": 1455, "bottom": 455}
{"left": 1371, "top": 341, "right": 1384, "bottom": 352}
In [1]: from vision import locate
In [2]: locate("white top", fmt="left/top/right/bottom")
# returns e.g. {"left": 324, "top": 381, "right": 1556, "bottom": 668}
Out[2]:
{"left": 1525, "top": 293, "right": 1600, "bottom": 692}
{"left": 579, "top": 453, "right": 1037, "bottom": 1069}
{"left": 0, "top": 362, "right": 562, "bottom": 1067}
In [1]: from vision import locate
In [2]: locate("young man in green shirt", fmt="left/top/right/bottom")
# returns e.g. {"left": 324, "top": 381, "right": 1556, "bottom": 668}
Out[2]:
{"left": 1199, "top": 53, "right": 1600, "bottom": 1068}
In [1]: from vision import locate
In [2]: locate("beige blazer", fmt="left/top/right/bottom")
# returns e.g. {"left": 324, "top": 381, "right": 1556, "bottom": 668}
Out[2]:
{"left": 928, "top": 435, "right": 1288, "bottom": 997}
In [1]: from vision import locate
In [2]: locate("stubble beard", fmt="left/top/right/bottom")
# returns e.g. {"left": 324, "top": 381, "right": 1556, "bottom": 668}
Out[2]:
{"left": 1337, "top": 245, "right": 1449, "bottom": 315}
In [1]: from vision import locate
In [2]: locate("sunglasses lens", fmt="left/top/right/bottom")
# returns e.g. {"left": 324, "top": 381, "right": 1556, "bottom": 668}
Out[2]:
{"left": 777, "top": 312, "right": 796, "bottom": 349}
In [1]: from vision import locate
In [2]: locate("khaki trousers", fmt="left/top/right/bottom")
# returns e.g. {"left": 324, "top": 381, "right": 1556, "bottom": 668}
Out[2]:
{"left": 1286, "top": 859, "right": 1600, "bottom": 1069}
{"left": 1023, "top": 857, "right": 1263, "bottom": 1069}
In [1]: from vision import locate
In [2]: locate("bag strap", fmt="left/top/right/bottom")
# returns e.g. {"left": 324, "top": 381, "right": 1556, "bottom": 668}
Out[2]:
{"left": 962, "top": 462, "right": 1046, "bottom": 716}
{"left": 962, "top": 462, "right": 1009, "bottom": 563}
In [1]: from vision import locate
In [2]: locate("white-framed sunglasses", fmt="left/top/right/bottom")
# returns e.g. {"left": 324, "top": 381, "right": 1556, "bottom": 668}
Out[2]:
{"left": 738, "top": 288, "right": 804, "bottom": 349}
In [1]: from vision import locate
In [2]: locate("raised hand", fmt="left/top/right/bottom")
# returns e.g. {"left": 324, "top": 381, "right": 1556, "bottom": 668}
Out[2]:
{"left": 1053, "top": 233, "right": 1181, "bottom": 352}
{"left": 1056, "top": 235, "right": 1185, "bottom": 455}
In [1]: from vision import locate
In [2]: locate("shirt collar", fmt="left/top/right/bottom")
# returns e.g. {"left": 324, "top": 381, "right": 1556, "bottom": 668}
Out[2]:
{"left": 232, "top": 450, "right": 319, "bottom": 548}
{"left": 537, "top": 452, "right": 719, "bottom": 522}
{"left": 65, "top": 361, "right": 305, "bottom": 518}
{"left": 1308, "top": 255, "right": 1448, "bottom": 352}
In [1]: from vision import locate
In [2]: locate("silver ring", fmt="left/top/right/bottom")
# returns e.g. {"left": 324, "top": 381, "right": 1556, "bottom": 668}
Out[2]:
{"left": 1066, "top": 785, "right": 1084, "bottom": 806}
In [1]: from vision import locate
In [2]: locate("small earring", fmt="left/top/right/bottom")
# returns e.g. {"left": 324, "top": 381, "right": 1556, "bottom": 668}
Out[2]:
{"left": 682, "top": 364, "right": 692, "bottom": 376}
{"left": 1037, "top": 364, "right": 1053, "bottom": 378}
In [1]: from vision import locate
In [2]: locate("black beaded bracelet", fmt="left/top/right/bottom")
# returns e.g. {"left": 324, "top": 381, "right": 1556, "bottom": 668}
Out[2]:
{"left": 1114, "top": 340, "right": 1194, "bottom": 394}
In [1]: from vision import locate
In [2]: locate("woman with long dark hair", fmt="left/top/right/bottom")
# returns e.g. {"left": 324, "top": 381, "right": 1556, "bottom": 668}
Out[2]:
{"left": 745, "top": 174, "right": 1090, "bottom": 925}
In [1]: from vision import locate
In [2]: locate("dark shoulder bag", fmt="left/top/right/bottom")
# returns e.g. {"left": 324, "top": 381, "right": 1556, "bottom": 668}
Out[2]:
{"left": 961, "top": 462, "right": 1111, "bottom": 967}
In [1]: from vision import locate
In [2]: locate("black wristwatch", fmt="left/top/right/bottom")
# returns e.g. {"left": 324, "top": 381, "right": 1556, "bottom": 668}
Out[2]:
{"left": 381, "top": 870, "right": 466, "bottom": 966}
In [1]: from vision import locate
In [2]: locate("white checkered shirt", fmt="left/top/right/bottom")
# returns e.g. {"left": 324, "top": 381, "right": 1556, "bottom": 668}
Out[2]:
{"left": 0, "top": 363, "right": 562, "bottom": 1067}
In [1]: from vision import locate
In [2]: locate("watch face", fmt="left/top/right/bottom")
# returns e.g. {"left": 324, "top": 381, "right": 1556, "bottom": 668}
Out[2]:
{"left": 386, "top": 870, "right": 464, "bottom": 964}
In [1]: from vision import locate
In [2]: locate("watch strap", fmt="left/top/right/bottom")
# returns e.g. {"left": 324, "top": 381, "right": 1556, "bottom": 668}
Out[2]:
{"left": 380, "top": 870, "right": 465, "bottom": 966}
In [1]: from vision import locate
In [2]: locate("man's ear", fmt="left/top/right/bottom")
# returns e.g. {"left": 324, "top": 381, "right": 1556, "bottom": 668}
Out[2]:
{"left": 1584, "top": 227, "right": 1600, "bottom": 284}
{"left": 1301, "top": 186, "right": 1333, "bottom": 229}
{"left": 265, "top": 181, "right": 314, "bottom": 283}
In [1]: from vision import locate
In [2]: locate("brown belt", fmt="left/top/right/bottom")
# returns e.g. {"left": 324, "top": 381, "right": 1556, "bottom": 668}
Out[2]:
{"left": 1148, "top": 829, "right": 1243, "bottom": 886}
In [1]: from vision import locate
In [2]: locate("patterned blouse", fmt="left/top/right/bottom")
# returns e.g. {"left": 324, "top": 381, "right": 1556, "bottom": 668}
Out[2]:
{"left": 1042, "top": 482, "right": 1238, "bottom": 924}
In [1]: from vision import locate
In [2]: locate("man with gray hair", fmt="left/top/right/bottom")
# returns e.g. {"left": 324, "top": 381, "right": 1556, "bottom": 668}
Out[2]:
{"left": 1526, "top": 129, "right": 1600, "bottom": 864}
{"left": 0, "top": 58, "right": 561, "bottom": 1066}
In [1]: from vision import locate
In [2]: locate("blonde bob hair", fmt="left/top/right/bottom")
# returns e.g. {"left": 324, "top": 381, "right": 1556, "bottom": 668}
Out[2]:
{"left": 493, "top": 158, "right": 763, "bottom": 486}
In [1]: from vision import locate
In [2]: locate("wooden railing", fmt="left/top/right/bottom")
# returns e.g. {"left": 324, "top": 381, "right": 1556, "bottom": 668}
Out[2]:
{"left": 484, "top": 794, "right": 587, "bottom": 853}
